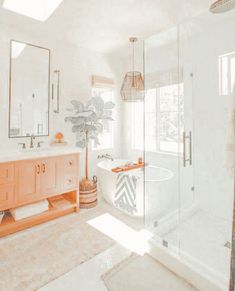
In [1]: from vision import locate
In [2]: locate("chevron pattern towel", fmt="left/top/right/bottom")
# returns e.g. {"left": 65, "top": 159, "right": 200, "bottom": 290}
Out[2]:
{"left": 114, "top": 173, "right": 138, "bottom": 215}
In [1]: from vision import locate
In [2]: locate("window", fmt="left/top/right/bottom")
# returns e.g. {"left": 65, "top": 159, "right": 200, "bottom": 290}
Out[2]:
{"left": 158, "top": 83, "right": 184, "bottom": 154}
{"left": 219, "top": 52, "right": 235, "bottom": 96}
{"left": 131, "top": 101, "right": 144, "bottom": 151}
{"left": 131, "top": 83, "right": 184, "bottom": 155}
{"left": 91, "top": 87, "right": 114, "bottom": 150}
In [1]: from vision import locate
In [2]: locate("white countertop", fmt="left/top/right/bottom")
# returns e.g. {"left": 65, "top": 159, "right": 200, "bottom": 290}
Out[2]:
{"left": 0, "top": 146, "right": 82, "bottom": 163}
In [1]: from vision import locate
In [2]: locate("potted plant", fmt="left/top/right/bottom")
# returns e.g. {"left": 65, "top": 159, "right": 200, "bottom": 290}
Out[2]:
{"left": 65, "top": 96, "right": 115, "bottom": 208}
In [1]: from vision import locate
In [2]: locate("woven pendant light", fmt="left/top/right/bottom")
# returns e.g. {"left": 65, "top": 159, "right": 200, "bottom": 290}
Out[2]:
{"left": 120, "top": 37, "right": 144, "bottom": 102}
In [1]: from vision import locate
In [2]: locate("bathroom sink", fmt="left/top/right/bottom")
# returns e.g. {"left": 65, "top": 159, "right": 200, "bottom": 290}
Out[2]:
{"left": 0, "top": 146, "right": 81, "bottom": 163}
{"left": 20, "top": 147, "right": 54, "bottom": 153}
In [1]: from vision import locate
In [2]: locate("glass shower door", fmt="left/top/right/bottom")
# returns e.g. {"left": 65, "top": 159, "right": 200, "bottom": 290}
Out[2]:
{"left": 144, "top": 9, "right": 235, "bottom": 288}
{"left": 178, "top": 12, "right": 235, "bottom": 286}
{"left": 144, "top": 27, "right": 181, "bottom": 251}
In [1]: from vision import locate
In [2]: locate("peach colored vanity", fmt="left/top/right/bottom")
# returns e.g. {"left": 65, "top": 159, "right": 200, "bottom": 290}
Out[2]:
{"left": 0, "top": 149, "right": 80, "bottom": 237}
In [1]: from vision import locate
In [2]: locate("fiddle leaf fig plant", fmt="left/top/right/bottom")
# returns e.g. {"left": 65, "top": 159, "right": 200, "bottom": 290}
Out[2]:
{"left": 65, "top": 96, "right": 115, "bottom": 180}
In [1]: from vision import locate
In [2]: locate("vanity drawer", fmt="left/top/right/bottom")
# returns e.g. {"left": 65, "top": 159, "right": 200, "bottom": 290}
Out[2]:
{"left": 0, "top": 163, "right": 14, "bottom": 185}
{"left": 63, "top": 155, "right": 78, "bottom": 174}
{"left": 0, "top": 184, "right": 15, "bottom": 210}
{"left": 63, "top": 175, "right": 78, "bottom": 192}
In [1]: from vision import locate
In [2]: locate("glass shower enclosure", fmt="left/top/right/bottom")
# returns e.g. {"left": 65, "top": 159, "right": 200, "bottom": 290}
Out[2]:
{"left": 144, "top": 10, "right": 235, "bottom": 289}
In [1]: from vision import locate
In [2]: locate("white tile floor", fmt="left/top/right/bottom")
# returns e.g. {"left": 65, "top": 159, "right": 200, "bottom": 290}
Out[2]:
{"left": 39, "top": 243, "right": 197, "bottom": 291}
{"left": 38, "top": 201, "right": 200, "bottom": 291}
{"left": 39, "top": 244, "right": 131, "bottom": 291}
{"left": 158, "top": 209, "right": 231, "bottom": 279}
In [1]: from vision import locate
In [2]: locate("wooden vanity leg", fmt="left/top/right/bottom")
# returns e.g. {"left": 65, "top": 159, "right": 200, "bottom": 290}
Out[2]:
{"left": 75, "top": 189, "right": 80, "bottom": 213}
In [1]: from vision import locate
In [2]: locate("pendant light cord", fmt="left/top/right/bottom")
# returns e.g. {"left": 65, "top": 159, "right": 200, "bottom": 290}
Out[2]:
{"left": 133, "top": 39, "right": 135, "bottom": 73}
{"left": 132, "top": 38, "right": 135, "bottom": 86}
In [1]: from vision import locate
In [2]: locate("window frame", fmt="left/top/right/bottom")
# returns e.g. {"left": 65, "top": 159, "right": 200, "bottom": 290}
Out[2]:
{"left": 131, "top": 83, "right": 184, "bottom": 156}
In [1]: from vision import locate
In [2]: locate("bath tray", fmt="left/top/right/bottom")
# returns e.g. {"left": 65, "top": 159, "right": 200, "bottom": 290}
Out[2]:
{"left": 112, "top": 163, "right": 145, "bottom": 173}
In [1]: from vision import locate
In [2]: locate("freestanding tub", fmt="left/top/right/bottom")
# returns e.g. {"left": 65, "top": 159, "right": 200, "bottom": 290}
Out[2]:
{"left": 97, "top": 159, "right": 173, "bottom": 217}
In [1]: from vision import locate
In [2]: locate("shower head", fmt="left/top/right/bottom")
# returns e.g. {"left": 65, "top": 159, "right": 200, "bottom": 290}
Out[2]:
{"left": 210, "top": 0, "right": 235, "bottom": 13}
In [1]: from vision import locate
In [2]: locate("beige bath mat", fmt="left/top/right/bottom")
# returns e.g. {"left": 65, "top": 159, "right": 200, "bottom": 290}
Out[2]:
{"left": 102, "top": 254, "right": 198, "bottom": 291}
{"left": 0, "top": 204, "right": 117, "bottom": 291}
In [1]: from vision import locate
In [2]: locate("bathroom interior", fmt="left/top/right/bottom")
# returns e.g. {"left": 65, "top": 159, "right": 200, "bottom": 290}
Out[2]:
{"left": 0, "top": 0, "right": 234, "bottom": 290}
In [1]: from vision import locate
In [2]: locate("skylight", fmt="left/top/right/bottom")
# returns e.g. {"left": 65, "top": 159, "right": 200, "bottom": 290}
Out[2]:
{"left": 11, "top": 41, "right": 26, "bottom": 59}
{"left": 3, "top": 0, "right": 63, "bottom": 22}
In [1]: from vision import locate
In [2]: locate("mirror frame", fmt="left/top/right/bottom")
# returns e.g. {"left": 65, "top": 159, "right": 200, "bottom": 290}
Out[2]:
{"left": 8, "top": 39, "right": 51, "bottom": 138}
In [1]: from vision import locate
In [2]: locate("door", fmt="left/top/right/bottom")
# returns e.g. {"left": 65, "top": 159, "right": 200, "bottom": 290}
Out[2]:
{"left": 41, "top": 157, "right": 61, "bottom": 197}
{"left": 179, "top": 49, "right": 195, "bottom": 210}
{"left": 18, "top": 160, "right": 40, "bottom": 203}
{"left": 178, "top": 13, "right": 235, "bottom": 283}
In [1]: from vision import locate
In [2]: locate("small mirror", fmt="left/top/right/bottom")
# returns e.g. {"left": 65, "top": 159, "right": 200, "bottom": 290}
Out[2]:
{"left": 9, "top": 40, "right": 50, "bottom": 138}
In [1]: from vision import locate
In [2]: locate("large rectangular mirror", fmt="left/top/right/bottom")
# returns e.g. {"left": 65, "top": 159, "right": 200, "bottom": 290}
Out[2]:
{"left": 9, "top": 40, "right": 50, "bottom": 138}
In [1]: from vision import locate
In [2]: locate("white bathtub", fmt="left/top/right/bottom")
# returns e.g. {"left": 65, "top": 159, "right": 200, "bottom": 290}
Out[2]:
{"left": 97, "top": 159, "right": 173, "bottom": 217}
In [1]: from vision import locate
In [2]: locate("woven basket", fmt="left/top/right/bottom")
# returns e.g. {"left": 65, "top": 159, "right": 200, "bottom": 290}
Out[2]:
{"left": 79, "top": 177, "right": 97, "bottom": 209}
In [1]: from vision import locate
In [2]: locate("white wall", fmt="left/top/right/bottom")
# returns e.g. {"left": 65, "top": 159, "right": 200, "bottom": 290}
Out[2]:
{"left": 0, "top": 22, "right": 122, "bottom": 179}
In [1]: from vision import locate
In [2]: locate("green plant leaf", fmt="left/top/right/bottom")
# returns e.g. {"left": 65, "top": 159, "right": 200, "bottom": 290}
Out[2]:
{"left": 76, "top": 140, "right": 86, "bottom": 148}
{"left": 71, "top": 100, "right": 84, "bottom": 112}
{"left": 86, "top": 96, "right": 104, "bottom": 117}
{"left": 104, "top": 101, "right": 115, "bottom": 109}
{"left": 72, "top": 124, "right": 86, "bottom": 133}
{"left": 94, "top": 122, "right": 103, "bottom": 133}
{"left": 77, "top": 111, "right": 93, "bottom": 117}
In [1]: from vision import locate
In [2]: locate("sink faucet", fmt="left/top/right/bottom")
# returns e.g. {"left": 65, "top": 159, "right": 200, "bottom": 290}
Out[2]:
{"left": 18, "top": 143, "right": 26, "bottom": 149}
{"left": 97, "top": 154, "right": 114, "bottom": 161}
{"left": 30, "top": 135, "right": 35, "bottom": 148}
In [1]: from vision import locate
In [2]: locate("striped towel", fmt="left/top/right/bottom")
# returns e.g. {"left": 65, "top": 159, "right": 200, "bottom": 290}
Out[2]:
{"left": 114, "top": 173, "right": 138, "bottom": 215}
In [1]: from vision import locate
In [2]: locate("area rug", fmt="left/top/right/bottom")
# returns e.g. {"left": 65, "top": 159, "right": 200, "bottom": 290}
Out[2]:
{"left": 0, "top": 203, "right": 120, "bottom": 291}
{"left": 102, "top": 254, "right": 198, "bottom": 291}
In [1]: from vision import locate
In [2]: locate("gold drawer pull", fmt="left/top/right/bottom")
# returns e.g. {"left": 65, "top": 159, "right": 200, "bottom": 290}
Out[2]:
{"left": 69, "top": 161, "right": 73, "bottom": 166}
{"left": 68, "top": 179, "right": 72, "bottom": 183}
{"left": 42, "top": 163, "right": 46, "bottom": 173}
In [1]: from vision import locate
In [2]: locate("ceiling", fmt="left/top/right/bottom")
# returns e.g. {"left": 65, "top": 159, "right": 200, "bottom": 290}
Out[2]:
{"left": 0, "top": 0, "right": 210, "bottom": 54}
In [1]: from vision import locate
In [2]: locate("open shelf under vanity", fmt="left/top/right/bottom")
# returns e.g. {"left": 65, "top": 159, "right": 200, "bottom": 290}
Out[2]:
{"left": 0, "top": 191, "right": 79, "bottom": 238}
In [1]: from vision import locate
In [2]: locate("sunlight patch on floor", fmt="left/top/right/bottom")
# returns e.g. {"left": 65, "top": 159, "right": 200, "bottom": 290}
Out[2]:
{"left": 88, "top": 213, "right": 153, "bottom": 255}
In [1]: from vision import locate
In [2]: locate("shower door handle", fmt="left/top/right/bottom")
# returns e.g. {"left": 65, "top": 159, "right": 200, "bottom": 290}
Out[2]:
{"left": 189, "top": 131, "right": 192, "bottom": 166}
{"left": 183, "top": 132, "right": 187, "bottom": 167}
{"left": 183, "top": 131, "right": 193, "bottom": 167}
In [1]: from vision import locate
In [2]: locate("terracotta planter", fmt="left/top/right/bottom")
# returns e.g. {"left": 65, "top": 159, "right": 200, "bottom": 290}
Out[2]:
{"left": 79, "top": 176, "right": 97, "bottom": 209}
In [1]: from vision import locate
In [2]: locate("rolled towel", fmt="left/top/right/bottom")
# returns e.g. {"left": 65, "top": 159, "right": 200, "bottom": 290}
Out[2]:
{"left": 11, "top": 200, "right": 49, "bottom": 221}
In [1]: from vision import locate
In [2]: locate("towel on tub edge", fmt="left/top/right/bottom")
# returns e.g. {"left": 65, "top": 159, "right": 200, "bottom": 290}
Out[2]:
{"left": 114, "top": 172, "right": 139, "bottom": 215}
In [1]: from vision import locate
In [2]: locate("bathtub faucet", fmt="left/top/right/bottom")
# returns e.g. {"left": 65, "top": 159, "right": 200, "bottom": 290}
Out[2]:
{"left": 97, "top": 154, "right": 114, "bottom": 161}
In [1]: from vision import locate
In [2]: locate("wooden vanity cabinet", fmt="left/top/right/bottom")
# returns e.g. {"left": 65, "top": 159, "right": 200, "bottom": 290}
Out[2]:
{"left": 17, "top": 155, "right": 79, "bottom": 205}
{"left": 17, "top": 160, "right": 41, "bottom": 203}
{"left": 0, "top": 184, "right": 15, "bottom": 211}
{"left": 0, "top": 153, "right": 80, "bottom": 237}
{"left": 62, "top": 154, "right": 78, "bottom": 192}
{"left": 0, "top": 163, "right": 15, "bottom": 211}
{"left": 40, "top": 157, "right": 61, "bottom": 197}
